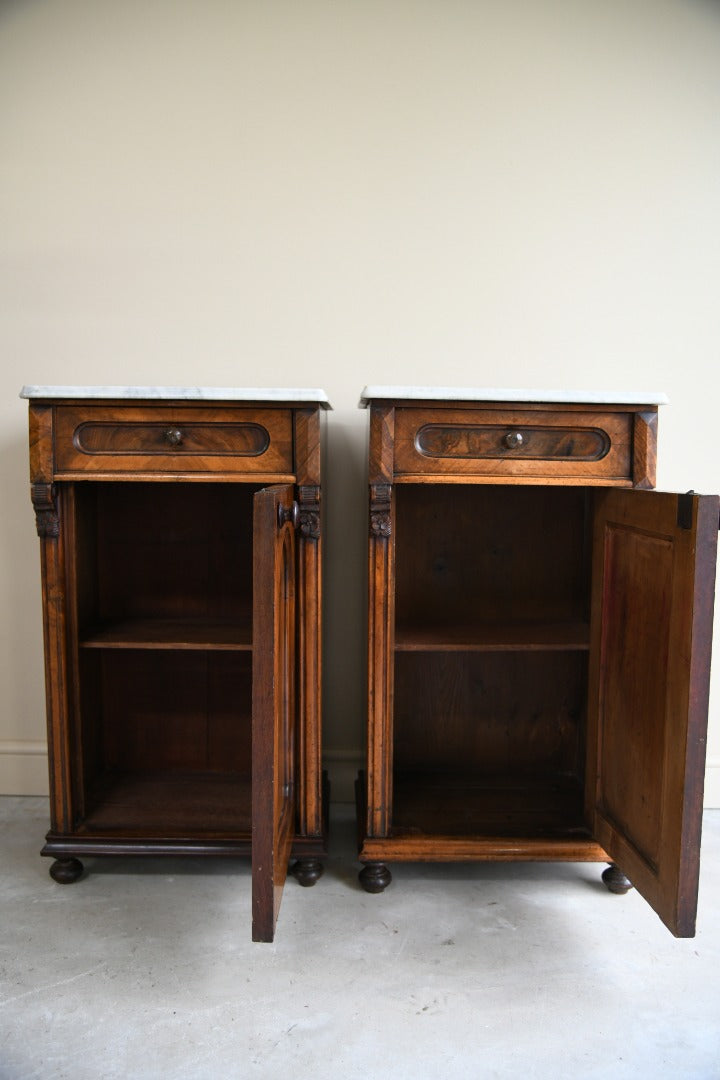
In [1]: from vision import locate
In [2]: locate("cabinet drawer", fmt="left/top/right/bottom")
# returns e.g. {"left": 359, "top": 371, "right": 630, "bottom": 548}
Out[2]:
{"left": 393, "top": 408, "right": 634, "bottom": 483}
{"left": 53, "top": 406, "right": 294, "bottom": 477}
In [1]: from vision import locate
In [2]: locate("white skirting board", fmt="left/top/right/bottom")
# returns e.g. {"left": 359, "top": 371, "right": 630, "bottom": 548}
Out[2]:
{"left": 0, "top": 742, "right": 50, "bottom": 796}
{"left": 2, "top": 743, "right": 719, "bottom": 808}
{"left": 321, "top": 749, "right": 365, "bottom": 805}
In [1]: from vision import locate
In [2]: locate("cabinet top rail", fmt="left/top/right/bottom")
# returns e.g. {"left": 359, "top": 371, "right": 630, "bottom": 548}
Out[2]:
{"left": 359, "top": 386, "right": 668, "bottom": 408}
{"left": 20, "top": 385, "right": 331, "bottom": 408}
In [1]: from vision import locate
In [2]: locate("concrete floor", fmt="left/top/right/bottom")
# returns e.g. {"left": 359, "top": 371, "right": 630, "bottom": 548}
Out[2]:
{"left": 1, "top": 799, "right": 719, "bottom": 1080}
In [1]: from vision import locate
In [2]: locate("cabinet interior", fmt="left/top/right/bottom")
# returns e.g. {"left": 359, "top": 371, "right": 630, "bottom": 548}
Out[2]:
{"left": 67, "top": 481, "right": 261, "bottom": 836}
{"left": 393, "top": 484, "right": 592, "bottom": 838}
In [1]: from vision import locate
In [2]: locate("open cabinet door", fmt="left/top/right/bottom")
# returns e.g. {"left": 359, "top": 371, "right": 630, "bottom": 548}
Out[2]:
{"left": 587, "top": 489, "right": 718, "bottom": 936}
{"left": 252, "top": 484, "right": 297, "bottom": 942}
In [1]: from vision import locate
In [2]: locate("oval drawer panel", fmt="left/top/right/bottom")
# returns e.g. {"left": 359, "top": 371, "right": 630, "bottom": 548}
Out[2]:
{"left": 73, "top": 421, "right": 271, "bottom": 457}
{"left": 416, "top": 424, "right": 610, "bottom": 461}
{"left": 392, "top": 407, "right": 634, "bottom": 483}
{"left": 53, "top": 405, "right": 294, "bottom": 476}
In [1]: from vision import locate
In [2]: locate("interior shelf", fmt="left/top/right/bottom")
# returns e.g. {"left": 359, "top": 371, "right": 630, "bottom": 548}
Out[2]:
{"left": 394, "top": 620, "right": 590, "bottom": 652}
{"left": 80, "top": 616, "right": 253, "bottom": 651}
{"left": 80, "top": 771, "right": 253, "bottom": 835}
{"left": 391, "top": 770, "right": 589, "bottom": 839}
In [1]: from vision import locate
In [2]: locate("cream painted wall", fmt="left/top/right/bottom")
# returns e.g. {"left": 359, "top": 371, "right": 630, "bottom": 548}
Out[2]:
{"left": 1, "top": 0, "right": 719, "bottom": 802}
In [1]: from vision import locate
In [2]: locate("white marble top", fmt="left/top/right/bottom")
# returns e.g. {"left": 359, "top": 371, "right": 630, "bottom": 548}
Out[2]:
{"left": 20, "top": 385, "right": 331, "bottom": 407}
{"left": 359, "top": 386, "right": 668, "bottom": 407}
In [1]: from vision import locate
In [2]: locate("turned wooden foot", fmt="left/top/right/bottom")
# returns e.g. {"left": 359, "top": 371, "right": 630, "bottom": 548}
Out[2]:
{"left": 602, "top": 863, "right": 633, "bottom": 895}
{"left": 49, "top": 857, "right": 84, "bottom": 884}
{"left": 290, "top": 858, "right": 324, "bottom": 887}
{"left": 359, "top": 862, "right": 392, "bottom": 893}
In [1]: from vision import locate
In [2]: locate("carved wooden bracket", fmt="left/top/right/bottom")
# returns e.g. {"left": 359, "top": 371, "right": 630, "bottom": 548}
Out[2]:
{"left": 31, "top": 483, "right": 59, "bottom": 538}
{"left": 370, "top": 483, "right": 392, "bottom": 538}
{"left": 297, "top": 484, "right": 321, "bottom": 541}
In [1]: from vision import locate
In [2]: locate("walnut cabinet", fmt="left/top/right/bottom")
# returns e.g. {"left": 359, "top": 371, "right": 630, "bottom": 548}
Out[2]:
{"left": 357, "top": 388, "right": 718, "bottom": 937}
{"left": 23, "top": 386, "right": 329, "bottom": 942}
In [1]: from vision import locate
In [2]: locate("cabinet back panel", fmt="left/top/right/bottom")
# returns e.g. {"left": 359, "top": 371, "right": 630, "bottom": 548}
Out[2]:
{"left": 394, "top": 485, "right": 590, "bottom": 626}
{"left": 80, "top": 651, "right": 252, "bottom": 780}
{"left": 394, "top": 651, "right": 587, "bottom": 779}
{"left": 78, "top": 483, "right": 258, "bottom": 623}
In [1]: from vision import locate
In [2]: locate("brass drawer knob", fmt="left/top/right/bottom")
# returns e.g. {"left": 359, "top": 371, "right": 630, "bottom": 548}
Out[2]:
{"left": 504, "top": 431, "right": 524, "bottom": 449}
{"left": 164, "top": 428, "right": 184, "bottom": 447}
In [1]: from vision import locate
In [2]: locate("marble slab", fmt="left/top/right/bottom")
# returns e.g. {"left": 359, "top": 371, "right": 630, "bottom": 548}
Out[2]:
{"left": 20, "top": 385, "right": 331, "bottom": 407}
{"left": 359, "top": 386, "right": 668, "bottom": 407}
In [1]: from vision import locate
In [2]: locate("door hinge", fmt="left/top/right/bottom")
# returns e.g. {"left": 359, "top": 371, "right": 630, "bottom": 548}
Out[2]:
{"left": 677, "top": 490, "right": 694, "bottom": 530}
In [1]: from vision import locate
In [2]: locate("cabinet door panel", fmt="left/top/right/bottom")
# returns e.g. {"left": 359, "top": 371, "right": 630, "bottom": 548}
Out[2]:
{"left": 252, "top": 484, "right": 297, "bottom": 942}
{"left": 587, "top": 489, "right": 718, "bottom": 936}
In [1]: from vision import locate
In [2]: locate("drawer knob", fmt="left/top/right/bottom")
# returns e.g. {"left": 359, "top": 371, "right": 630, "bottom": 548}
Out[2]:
{"left": 278, "top": 500, "right": 300, "bottom": 530}
{"left": 164, "top": 428, "right": 184, "bottom": 448}
{"left": 504, "top": 431, "right": 524, "bottom": 450}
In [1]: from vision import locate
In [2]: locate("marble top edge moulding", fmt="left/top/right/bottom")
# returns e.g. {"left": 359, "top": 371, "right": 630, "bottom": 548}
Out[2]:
{"left": 358, "top": 386, "right": 669, "bottom": 407}
{"left": 20, "top": 386, "right": 331, "bottom": 407}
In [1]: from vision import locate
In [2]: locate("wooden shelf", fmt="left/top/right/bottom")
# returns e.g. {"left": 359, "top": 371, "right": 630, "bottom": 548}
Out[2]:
{"left": 394, "top": 620, "right": 590, "bottom": 652}
{"left": 391, "top": 770, "right": 589, "bottom": 839}
{"left": 81, "top": 771, "right": 253, "bottom": 834}
{"left": 80, "top": 616, "right": 253, "bottom": 651}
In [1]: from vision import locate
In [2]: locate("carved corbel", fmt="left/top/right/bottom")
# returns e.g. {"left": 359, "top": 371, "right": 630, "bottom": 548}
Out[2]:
{"left": 370, "top": 483, "right": 392, "bottom": 538}
{"left": 297, "top": 484, "right": 321, "bottom": 541}
{"left": 31, "top": 483, "right": 59, "bottom": 538}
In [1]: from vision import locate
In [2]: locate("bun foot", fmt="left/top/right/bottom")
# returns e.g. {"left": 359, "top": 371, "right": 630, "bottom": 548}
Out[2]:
{"left": 602, "top": 863, "right": 633, "bottom": 895}
{"left": 359, "top": 862, "right": 392, "bottom": 893}
{"left": 49, "top": 857, "right": 84, "bottom": 884}
{"left": 290, "top": 858, "right": 324, "bottom": 887}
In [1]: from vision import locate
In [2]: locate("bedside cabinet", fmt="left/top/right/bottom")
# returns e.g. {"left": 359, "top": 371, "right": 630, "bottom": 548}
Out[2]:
{"left": 22, "top": 385, "right": 330, "bottom": 942}
{"left": 357, "top": 387, "right": 718, "bottom": 937}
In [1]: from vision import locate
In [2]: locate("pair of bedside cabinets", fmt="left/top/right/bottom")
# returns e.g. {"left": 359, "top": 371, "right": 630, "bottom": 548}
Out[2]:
{"left": 22, "top": 385, "right": 718, "bottom": 942}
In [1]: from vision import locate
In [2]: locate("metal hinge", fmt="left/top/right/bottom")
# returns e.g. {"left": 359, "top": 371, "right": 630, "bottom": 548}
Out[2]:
{"left": 677, "top": 490, "right": 694, "bottom": 530}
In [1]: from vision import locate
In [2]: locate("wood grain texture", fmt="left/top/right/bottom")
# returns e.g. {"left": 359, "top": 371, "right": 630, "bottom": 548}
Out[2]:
{"left": 587, "top": 489, "right": 719, "bottom": 936}
{"left": 360, "top": 836, "right": 608, "bottom": 862}
{"left": 632, "top": 410, "right": 658, "bottom": 489}
{"left": 366, "top": 484, "right": 395, "bottom": 837}
{"left": 38, "top": 487, "right": 75, "bottom": 835}
{"left": 28, "top": 403, "right": 54, "bottom": 484}
{"left": 295, "top": 513, "right": 324, "bottom": 839}
{"left": 393, "top": 407, "right": 634, "bottom": 482}
{"left": 54, "top": 405, "right": 293, "bottom": 477}
{"left": 293, "top": 408, "right": 322, "bottom": 485}
{"left": 394, "top": 484, "right": 590, "bottom": 628}
{"left": 369, "top": 404, "right": 395, "bottom": 483}
{"left": 252, "top": 485, "right": 296, "bottom": 943}
{"left": 393, "top": 652, "right": 587, "bottom": 779}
